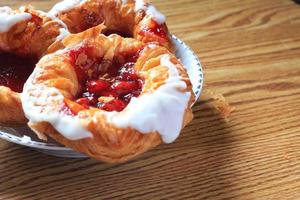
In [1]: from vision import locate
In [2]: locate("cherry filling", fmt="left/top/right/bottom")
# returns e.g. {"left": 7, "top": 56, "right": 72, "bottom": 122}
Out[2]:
{"left": 67, "top": 46, "right": 143, "bottom": 113}
{"left": 140, "top": 20, "right": 167, "bottom": 39}
{"left": 0, "top": 52, "right": 37, "bottom": 92}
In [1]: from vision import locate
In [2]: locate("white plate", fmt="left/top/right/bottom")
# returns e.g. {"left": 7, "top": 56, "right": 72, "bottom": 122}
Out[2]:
{"left": 0, "top": 35, "right": 204, "bottom": 158}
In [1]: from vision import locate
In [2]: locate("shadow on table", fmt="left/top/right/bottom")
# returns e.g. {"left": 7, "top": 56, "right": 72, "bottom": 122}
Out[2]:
{"left": 293, "top": 0, "right": 300, "bottom": 5}
{"left": 0, "top": 99, "right": 237, "bottom": 200}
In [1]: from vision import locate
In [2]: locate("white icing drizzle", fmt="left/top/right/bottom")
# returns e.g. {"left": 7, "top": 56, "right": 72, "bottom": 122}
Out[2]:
{"left": 134, "top": 0, "right": 166, "bottom": 24}
{"left": 147, "top": 43, "right": 157, "bottom": 49}
{"left": 19, "top": 6, "right": 26, "bottom": 12}
{"left": 146, "top": 5, "right": 166, "bottom": 25}
{"left": 49, "top": 0, "right": 84, "bottom": 16}
{"left": 134, "top": 0, "right": 146, "bottom": 11}
{"left": 56, "top": 28, "right": 70, "bottom": 41}
{"left": 0, "top": 7, "right": 12, "bottom": 14}
{"left": 35, "top": 10, "right": 71, "bottom": 41}
{"left": 0, "top": 7, "right": 32, "bottom": 33}
{"left": 22, "top": 67, "right": 92, "bottom": 140}
{"left": 102, "top": 54, "right": 191, "bottom": 143}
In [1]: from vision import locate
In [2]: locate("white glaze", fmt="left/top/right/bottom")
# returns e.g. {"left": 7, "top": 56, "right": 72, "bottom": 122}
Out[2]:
{"left": 0, "top": 6, "right": 11, "bottom": 12}
{"left": 56, "top": 28, "right": 70, "bottom": 41}
{"left": 147, "top": 43, "right": 157, "bottom": 49}
{"left": 0, "top": 7, "right": 32, "bottom": 33}
{"left": 22, "top": 67, "right": 92, "bottom": 141}
{"left": 134, "top": 0, "right": 146, "bottom": 11}
{"left": 146, "top": 5, "right": 166, "bottom": 25}
{"left": 49, "top": 0, "right": 84, "bottom": 16}
{"left": 35, "top": 10, "right": 70, "bottom": 41}
{"left": 101, "top": 54, "right": 191, "bottom": 143}
{"left": 19, "top": 6, "right": 26, "bottom": 12}
{"left": 134, "top": 0, "right": 166, "bottom": 24}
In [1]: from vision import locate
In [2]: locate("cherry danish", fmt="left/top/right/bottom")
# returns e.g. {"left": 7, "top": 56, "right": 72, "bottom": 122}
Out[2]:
{"left": 22, "top": 26, "right": 194, "bottom": 163}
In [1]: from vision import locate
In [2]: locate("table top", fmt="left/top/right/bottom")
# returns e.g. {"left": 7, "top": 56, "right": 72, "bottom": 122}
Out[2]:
{"left": 1, "top": 0, "right": 300, "bottom": 199}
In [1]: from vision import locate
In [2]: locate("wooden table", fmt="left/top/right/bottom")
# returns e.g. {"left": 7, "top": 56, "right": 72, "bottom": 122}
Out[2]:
{"left": 1, "top": 0, "right": 300, "bottom": 199}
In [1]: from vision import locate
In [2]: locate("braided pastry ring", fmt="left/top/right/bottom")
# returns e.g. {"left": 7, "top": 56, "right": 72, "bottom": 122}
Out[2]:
{"left": 49, "top": 0, "right": 174, "bottom": 51}
{"left": 22, "top": 26, "right": 194, "bottom": 163}
{"left": 0, "top": 6, "right": 68, "bottom": 125}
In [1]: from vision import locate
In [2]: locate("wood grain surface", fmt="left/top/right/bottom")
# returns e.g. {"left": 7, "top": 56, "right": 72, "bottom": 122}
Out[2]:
{"left": 1, "top": 0, "right": 300, "bottom": 199}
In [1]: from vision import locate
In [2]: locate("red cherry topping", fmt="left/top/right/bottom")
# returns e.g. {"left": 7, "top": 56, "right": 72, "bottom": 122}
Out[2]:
{"left": 98, "top": 99, "right": 126, "bottom": 112}
{"left": 119, "top": 63, "right": 138, "bottom": 80}
{"left": 68, "top": 45, "right": 144, "bottom": 113}
{"left": 86, "top": 80, "right": 109, "bottom": 95}
{"left": 141, "top": 20, "right": 167, "bottom": 39}
{"left": 111, "top": 81, "right": 139, "bottom": 96}
{"left": 76, "top": 98, "right": 90, "bottom": 108}
{"left": 100, "top": 90, "right": 118, "bottom": 98}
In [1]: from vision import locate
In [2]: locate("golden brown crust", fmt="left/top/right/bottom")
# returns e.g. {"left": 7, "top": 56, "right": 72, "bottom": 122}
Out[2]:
{"left": 24, "top": 26, "right": 194, "bottom": 163}
{"left": 52, "top": 0, "right": 174, "bottom": 51}
{"left": 0, "top": 7, "right": 64, "bottom": 57}
{"left": 29, "top": 121, "right": 162, "bottom": 163}
{"left": 0, "top": 87, "right": 27, "bottom": 126}
{"left": 0, "top": 7, "right": 67, "bottom": 125}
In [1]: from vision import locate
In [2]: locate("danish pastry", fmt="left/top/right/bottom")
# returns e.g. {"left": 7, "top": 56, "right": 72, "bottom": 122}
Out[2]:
{"left": 0, "top": 6, "right": 68, "bottom": 125}
{"left": 22, "top": 26, "right": 194, "bottom": 163}
{"left": 49, "top": 0, "right": 174, "bottom": 51}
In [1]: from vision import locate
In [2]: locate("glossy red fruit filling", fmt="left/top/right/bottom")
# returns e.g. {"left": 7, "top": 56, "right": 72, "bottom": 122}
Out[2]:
{"left": 86, "top": 80, "right": 110, "bottom": 95}
{"left": 140, "top": 20, "right": 167, "bottom": 39}
{"left": 98, "top": 99, "right": 126, "bottom": 112}
{"left": 67, "top": 46, "right": 143, "bottom": 113}
{"left": 0, "top": 52, "right": 37, "bottom": 92}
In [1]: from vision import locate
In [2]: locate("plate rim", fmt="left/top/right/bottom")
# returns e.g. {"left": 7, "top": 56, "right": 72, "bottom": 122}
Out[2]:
{"left": 172, "top": 34, "right": 204, "bottom": 105}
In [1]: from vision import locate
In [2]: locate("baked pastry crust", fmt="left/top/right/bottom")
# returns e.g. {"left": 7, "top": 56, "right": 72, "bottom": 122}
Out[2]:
{"left": 50, "top": 0, "right": 174, "bottom": 51}
{"left": 0, "top": 87, "right": 26, "bottom": 126}
{"left": 22, "top": 26, "right": 194, "bottom": 163}
{"left": 0, "top": 7, "right": 67, "bottom": 125}
{"left": 0, "top": 7, "right": 65, "bottom": 58}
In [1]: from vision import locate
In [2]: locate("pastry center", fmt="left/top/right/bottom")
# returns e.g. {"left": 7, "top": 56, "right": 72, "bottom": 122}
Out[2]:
{"left": 67, "top": 46, "right": 143, "bottom": 112}
{"left": 0, "top": 52, "right": 37, "bottom": 92}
